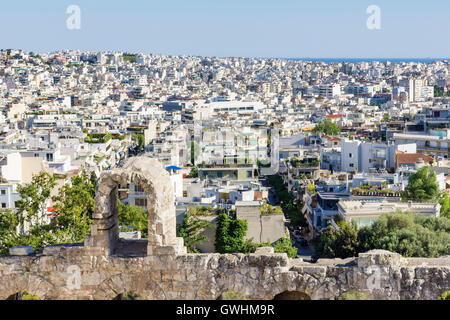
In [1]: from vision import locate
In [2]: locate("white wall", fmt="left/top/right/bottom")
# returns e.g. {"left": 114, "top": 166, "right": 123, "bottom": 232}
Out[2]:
{"left": 341, "top": 140, "right": 360, "bottom": 172}
{"left": 1, "top": 153, "right": 22, "bottom": 182}
{"left": 396, "top": 143, "right": 416, "bottom": 154}
{"left": 171, "top": 173, "right": 183, "bottom": 198}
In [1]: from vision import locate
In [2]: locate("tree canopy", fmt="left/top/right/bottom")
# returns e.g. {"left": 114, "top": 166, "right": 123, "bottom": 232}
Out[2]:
{"left": 0, "top": 169, "right": 97, "bottom": 254}
{"left": 312, "top": 118, "right": 341, "bottom": 135}
{"left": 215, "top": 213, "right": 248, "bottom": 253}
{"left": 317, "top": 212, "right": 450, "bottom": 259}
{"left": 402, "top": 166, "right": 440, "bottom": 202}
{"left": 118, "top": 201, "right": 148, "bottom": 237}
{"left": 176, "top": 208, "right": 212, "bottom": 253}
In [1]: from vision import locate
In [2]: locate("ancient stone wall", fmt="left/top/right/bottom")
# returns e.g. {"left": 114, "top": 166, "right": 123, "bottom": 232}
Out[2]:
{"left": 0, "top": 157, "right": 448, "bottom": 300}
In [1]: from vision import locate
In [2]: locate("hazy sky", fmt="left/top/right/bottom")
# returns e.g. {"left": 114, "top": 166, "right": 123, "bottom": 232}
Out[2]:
{"left": 1, "top": 0, "right": 449, "bottom": 58}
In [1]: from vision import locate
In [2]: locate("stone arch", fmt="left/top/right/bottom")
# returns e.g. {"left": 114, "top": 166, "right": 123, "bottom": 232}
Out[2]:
{"left": 84, "top": 157, "right": 186, "bottom": 256}
{"left": 273, "top": 290, "right": 312, "bottom": 300}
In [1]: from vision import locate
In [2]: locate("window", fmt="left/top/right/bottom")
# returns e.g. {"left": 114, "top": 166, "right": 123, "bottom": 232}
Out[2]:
{"left": 1, "top": 203, "right": 6, "bottom": 208}
{"left": 349, "top": 163, "right": 354, "bottom": 168}
{"left": 349, "top": 153, "right": 353, "bottom": 158}
{"left": 135, "top": 198, "right": 147, "bottom": 207}
{"left": 0, "top": 190, "right": 5, "bottom": 195}
{"left": 46, "top": 153, "right": 54, "bottom": 162}
{"left": 134, "top": 184, "right": 144, "bottom": 193}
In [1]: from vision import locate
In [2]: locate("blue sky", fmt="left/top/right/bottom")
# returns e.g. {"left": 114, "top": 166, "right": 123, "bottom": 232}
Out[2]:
{"left": 1, "top": 0, "right": 449, "bottom": 58}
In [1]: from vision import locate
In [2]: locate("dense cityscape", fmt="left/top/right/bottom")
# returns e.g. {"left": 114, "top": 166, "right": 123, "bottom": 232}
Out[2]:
{"left": 0, "top": 48, "right": 449, "bottom": 301}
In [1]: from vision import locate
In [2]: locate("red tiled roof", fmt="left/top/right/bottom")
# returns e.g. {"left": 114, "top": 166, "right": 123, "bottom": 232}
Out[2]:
{"left": 326, "top": 114, "right": 345, "bottom": 119}
{"left": 397, "top": 153, "right": 434, "bottom": 164}
{"left": 322, "top": 135, "right": 341, "bottom": 141}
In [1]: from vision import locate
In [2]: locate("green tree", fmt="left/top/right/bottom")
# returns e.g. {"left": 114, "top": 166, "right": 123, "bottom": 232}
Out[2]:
{"left": 382, "top": 113, "right": 391, "bottom": 122}
{"left": 16, "top": 172, "right": 56, "bottom": 227}
{"left": 0, "top": 209, "right": 20, "bottom": 254}
{"left": 190, "top": 141, "right": 201, "bottom": 165}
{"left": 186, "top": 167, "right": 198, "bottom": 178}
{"left": 402, "top": 166, "right": 440, "bottom": 201}
{"left": 312, "top": 119, "right": 341, "bottom": 135}
{"left": 52, "top": 169, "right": 95, "bottom": 243}
{"left": 176, "top": 208, "right": 212, "bottom": 253}
{"left": 215, "top": 214, "right": 248, "bottom": 253}
{"left": 317, "top": 221, "right": 359, "bottom": 258}
{"left": 439, "top": 193, "right": 450, "bottom": 219}
{"left": 0, "top": 170, "right": 99, "bottom": 253}
{"left": 318, "top": 212, "right": 450, "bottom": 259}
{"left": 89, "top": 171, "right": 98, "bottom": 196}
{"left": 118, "top": 201, "right": 148, "bottom": 238}
{"left": 132, "top": 133, "right": 145, "bottom": 153}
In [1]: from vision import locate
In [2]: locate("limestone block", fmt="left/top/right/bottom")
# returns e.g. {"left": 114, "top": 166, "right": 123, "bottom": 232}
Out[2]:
{"left": 9, "top": 246, "right": 34, "bottom": 256}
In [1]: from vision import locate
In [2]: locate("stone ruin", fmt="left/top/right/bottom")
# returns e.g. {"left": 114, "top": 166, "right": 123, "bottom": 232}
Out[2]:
{"left": 0, "top": 157, "right": 448, "bottom": 300}
{"left": 84, "top": 157, "right": 186, "bottom": 257}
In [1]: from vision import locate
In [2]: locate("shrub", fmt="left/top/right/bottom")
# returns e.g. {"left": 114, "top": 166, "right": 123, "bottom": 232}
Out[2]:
{"left": 317, "top": 212, "right": 450, "bottom": 259}
{"left": 219, "top": 290, "right": 247, "bottom": 300}
{"left": 438, "top": 291, "right": 450, "bottom": 300}
{"left": 116, "top": 291, "right": 144, "bottom": 300}
{"left": 337, "top": 290, "right": 368, "bottom": 300}
{"left": 273, "top": 237, "right": 298, "bottom": 258}
{"left": 21, "top": 292, "right": 41, "bottom": 300}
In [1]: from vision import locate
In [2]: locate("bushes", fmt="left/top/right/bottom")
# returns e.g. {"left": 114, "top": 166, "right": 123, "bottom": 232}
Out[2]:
{"left": 438, "top": 291, "right": 450, "bottom": 300}
{"left": 84, "top": 133, "right": 112, "bottom": 144}
{"left": 273, "top": 237, "right": 298, "bottom": 258}
{"left": 219, "top": 290, "right": 247, "bottom": 300}
{"left": 186, "top": 167, "right": 198, "bottom": 178}
{"left": 337, "top": 290, "right": 368, "bottom": 300}
{"left": 260, "top": 202, "right": 283, "bottom": 215}
{"left": 317, "top": 221, "right": 359, "bottom": 258}
{"left": 115, "top": 291, "right": 144, "bottom": 300}
{"left": 317, "top": 212, "right": 450, "bottom": 259}
{"left": 440, "top": 193, "right": 450, "bottom": 219}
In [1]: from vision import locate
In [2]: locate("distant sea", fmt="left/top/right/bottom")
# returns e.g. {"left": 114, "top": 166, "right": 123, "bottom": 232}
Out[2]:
{"left": 283, "top": 58, "right": 448, "bottom": 63}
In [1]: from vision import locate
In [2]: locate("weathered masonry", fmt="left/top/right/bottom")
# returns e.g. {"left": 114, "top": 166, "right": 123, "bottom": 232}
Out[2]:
{"left": 0, "top": 157, "right": 448, "bottom": 300}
